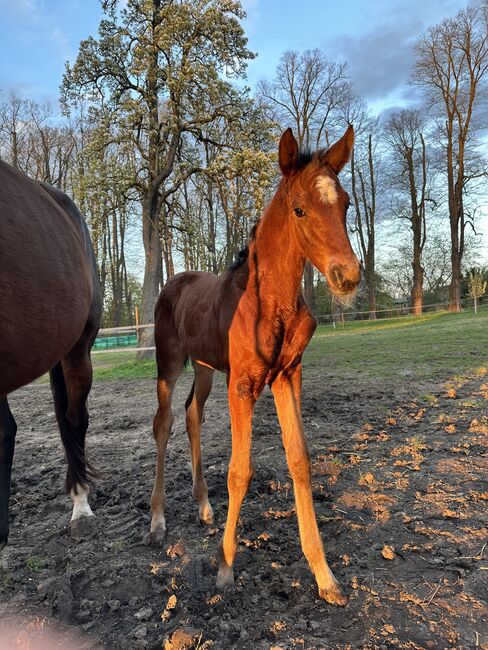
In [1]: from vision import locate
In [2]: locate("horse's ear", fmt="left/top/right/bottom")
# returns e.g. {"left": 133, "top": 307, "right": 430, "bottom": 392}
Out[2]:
{"left": 322, "top": 124, "right": 354, "bottom": 174}
{"left": 279, "top": 128, "right": 299, "bottom": 177}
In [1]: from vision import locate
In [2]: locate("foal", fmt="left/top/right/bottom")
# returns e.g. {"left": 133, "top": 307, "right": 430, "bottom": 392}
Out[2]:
{"left": 150, "top": 126, "right": 361, "bottom": 605}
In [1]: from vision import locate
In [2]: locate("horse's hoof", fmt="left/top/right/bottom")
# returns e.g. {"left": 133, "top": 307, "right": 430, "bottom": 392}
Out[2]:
{"left": 319, "top": 584, "right": 348, "bottom": 606}
{"left": 149, "top": 526, "right": 167, "bottom": 546}
{"left": 199, "top": 502, "right": 214, "bottom": 526}
{"left": 0, "top": 538, "right": 7, "bottom": 552}
{"left": 70, "top": 514, "right": 97, "bottom": 541}
{"left": 216, "top": 565, "right": 234, "bottom": 590}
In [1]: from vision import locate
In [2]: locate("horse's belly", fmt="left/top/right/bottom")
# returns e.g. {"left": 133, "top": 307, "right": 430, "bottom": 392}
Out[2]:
{"left": 0, "top": 203, "right": 92, "bottom": 396}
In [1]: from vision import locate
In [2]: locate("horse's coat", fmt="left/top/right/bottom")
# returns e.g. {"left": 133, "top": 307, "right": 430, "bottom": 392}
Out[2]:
{"left": 0, "top": 160, "right": 102, "bottom": 549}
{"left": 149, "top": 126, "right": 361, "bottom": 605}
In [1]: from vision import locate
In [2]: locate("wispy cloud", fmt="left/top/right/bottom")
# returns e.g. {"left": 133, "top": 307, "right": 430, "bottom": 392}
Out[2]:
{"left": 325, "top": 0, "right": 467, "bottom": 108}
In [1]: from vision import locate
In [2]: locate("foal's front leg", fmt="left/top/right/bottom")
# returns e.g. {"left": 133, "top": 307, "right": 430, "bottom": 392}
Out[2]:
{"left": 271, "top": 365, "right": 347, "bottom": 606}
{"left": 216, "top": 381, "right": 255, "bottom": 589}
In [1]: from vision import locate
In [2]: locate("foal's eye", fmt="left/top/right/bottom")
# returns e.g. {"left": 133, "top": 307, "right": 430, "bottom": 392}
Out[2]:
{"left": 294, "top": 207, "right": 305, "bottom": 217}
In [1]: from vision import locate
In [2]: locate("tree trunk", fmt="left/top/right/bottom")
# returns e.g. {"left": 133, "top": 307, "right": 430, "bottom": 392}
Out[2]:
{"left": 303, "top": 262, "right": 315, "bottom": 312}
{"left": 138, "top": 196, "right": 162, "bottom": 357}
{"left": 449, "top": 246, "right": 462, "bottom": 312}
{"left": 411, "top": 261, "right": 424, "bottom": 317}
{"left": 366, "top": 271, "right": 377, "bottom": 320}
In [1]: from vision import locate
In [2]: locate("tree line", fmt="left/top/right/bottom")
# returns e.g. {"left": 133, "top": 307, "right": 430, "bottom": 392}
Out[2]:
{"left": 0, "top": 0, "right": 487, "bottom": 331}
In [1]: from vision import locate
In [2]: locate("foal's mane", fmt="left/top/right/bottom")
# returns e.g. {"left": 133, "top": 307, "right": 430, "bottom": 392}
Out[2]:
{"left": 228, "top": 150, "right": 318, "bottom": 273}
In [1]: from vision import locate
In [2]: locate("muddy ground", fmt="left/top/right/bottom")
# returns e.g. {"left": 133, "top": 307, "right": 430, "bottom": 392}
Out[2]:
{"left": 0, "top": 363, "right": 487, "bottom": 649}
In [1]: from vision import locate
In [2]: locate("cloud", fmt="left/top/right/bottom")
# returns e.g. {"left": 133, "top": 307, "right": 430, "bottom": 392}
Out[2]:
{"left": 325, "top": 0, "right": 467, "bottom": 107}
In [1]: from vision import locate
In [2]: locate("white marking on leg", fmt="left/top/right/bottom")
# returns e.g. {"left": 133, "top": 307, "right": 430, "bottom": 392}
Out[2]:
{"left": 70, "top": 485, "right": 94, "bottom": 521}
{"left": 316, "top": 175, "right": 338, "bottom": 204}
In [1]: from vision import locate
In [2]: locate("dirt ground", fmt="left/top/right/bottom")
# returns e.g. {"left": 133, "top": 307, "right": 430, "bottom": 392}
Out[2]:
{"left": 0, "top": 364, "right": 487, "bottom": 650}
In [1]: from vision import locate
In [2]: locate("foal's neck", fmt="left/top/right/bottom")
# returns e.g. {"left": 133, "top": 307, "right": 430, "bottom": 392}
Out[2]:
{"left": 247, "top": 183, "right": 306, "bottom": 311}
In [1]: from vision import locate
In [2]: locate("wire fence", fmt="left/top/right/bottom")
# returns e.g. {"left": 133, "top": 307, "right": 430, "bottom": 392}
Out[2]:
{"left": 316, "top": 294, "right": 488, "bottom": 325}
{"left": 91, "top": 295, "right": 488, "bottom": 356}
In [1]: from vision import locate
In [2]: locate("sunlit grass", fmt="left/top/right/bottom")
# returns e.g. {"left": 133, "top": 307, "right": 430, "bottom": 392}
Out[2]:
{"left": 83, "top": 308, "right": 488, "bottom": 385}
{"left": 306, "top": 309, "right": 488, "bottom": 384}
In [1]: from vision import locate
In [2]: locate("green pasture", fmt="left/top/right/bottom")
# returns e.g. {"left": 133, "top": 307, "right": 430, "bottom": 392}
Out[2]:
{"left": 90, "top": 307, "right": 488, "bottom": 387}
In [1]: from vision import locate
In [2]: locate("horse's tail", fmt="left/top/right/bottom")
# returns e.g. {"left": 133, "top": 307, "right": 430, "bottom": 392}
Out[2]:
{"left": 50, "top": 362, "right": 98, "bottom": 494}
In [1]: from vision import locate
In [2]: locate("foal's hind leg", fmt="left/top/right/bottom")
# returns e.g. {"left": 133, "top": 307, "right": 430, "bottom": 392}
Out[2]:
{"left": 0, "top": 398, "right": 17, "bottom": 550}
{"left": 185, "top": 362, "right": 214, "bottom": 525}
{"left": 150, "top": 310, "right": 186, "bottom": 545}
{"left": 50, "top": 341, "right": 96, "bottom": 532}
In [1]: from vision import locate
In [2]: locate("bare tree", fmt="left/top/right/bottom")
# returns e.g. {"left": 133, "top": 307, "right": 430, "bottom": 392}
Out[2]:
{"left": 257, "top": 49, "right": 352, "bottom": 311}
{"left": 412, "top": 4, "right": 488, "bottom": 311}
{"left": 0, "top": 92, "right": 29, "bottom": 169}
{"left": 350, "top": 129, "right": 380, "bottom": 319}
{"left": 384, "top": 109, "right": 435, "bottom": 315}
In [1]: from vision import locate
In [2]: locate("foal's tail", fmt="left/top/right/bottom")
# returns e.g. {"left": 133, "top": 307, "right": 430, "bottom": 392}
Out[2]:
{"left": 50, "top": 362, "right": 98, "bottom": 493}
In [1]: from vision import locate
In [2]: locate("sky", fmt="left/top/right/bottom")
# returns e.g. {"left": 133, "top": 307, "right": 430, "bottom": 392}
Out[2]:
{"left": 0, "top": 0, "right": 486, "bottom": 259}
{"left": 0, "top": 0, "right": 473, "bottom": 107}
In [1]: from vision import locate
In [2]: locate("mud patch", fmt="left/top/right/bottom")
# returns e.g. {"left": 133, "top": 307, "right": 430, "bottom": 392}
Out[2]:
{"left": 1, "top": 368, "right": 487, "bottom": 649}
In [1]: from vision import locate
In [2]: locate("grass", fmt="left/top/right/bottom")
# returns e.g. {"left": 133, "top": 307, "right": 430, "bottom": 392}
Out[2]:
{"left": 92, "top": 353, "right": 157, "bottom": 382}
{"left": 26, "top": 554, "right": 47, "bottom": 572}
{"left": 88, "top": 309, "right": 488, "bottom": 386}
{"left": 306, "top": 308, "right": 488, "bottom": 384}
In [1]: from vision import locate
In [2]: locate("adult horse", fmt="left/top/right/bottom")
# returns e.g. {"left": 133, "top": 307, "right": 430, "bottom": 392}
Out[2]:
{"left": 0, "top": 160, "right": 102, "bottom": 550}
{"left": 149, "top": 126, "right": 361, "bottom": 605}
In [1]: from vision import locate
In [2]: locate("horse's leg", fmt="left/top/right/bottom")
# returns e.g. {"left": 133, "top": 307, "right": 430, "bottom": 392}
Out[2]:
{"left": 271, "top": 365, "right": 347, "bottom": 606}
{"left": 185, "top": 362, "right": 214, "bottom": 525}
{"left": 150, "top": 318, "right": 186, "bottom": 545}
{"left": 50, "top": 340, "right": 96, "bottom": 531}
{"left": 0, "top": 398, "right": 17, "bottom": 550}
{"left": 216, "top": 380, "right": 255, "bottom": 588}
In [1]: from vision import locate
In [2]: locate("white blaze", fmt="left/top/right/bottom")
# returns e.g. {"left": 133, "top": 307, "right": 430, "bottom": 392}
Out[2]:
{"left": 70, "top": 485, "right": 94, "bottom": 521}
{"left": 316, "top": 176, "right": 338, "bottom": 204}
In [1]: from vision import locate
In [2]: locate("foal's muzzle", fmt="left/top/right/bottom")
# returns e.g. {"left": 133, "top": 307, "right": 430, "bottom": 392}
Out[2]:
{"left": 328, "top": 263, "right": 362, "bottom": 295}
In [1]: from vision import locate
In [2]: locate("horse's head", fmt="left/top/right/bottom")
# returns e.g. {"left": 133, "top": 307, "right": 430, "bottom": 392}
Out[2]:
{"left": 279, "top": 126, "right": 361, "bottom": 299}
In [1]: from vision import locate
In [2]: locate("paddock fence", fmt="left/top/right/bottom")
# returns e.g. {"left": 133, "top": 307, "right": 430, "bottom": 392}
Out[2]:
{"left": 91, "top": 295, "right": 488, "bottom": 356}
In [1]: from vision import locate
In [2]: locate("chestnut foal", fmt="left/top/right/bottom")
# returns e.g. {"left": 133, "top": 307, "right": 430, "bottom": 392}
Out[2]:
{"left": 150, "top": 126, "right": 361, "bottom": 605}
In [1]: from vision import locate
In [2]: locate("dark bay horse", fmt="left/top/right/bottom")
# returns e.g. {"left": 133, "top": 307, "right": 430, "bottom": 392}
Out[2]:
{"left": 0, "top": 160, "right": 102, "bottom": 549}
{"left": 150, "top": 126, "right": 361, "bottom": 605}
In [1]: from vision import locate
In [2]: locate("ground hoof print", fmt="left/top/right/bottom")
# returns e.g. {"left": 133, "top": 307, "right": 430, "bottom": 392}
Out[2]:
{"left": 215, "top": 565, "right": 234, "bottom": 590}
{"left": 70, "top": 515, "right": 97, "bottom": 541}
{"left": 149, "top": 525, "right": 167, "bottom": 546}
{"left": 319, "top": 585, "right": 348, "bottom": 606}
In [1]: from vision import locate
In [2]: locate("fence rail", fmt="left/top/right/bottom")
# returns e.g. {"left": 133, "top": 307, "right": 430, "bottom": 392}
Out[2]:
{"left": 316, "top": 295, "right": 488, "bottom": 324}
{"left": 91, "top": 295, "right": 488, "bottom": 355}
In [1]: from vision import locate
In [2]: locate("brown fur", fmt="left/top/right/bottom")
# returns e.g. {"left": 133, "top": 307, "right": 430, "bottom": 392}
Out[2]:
{"left": 0, "top": 161, "right": 102, "bottom": 549}
{"left": 149, "top": 126, "right": 361, "bottom": 605}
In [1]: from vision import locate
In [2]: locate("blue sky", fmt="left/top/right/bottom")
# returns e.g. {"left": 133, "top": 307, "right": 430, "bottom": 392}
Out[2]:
{"left": 0, "top": 0, "right": 486, "bottom": 260}
{"left": 0, "top": 0, "right": 471, "bottom": 107}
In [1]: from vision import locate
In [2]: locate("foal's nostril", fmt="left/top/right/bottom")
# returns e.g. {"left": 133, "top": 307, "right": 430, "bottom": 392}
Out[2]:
{"left": 331, "top": 267, "right": 344, "bottom": 287}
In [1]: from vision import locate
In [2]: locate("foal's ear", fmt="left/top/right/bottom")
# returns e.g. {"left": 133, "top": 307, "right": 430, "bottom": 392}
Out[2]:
{"left": 279, "top": 128, "right": 299, "bottom": 177}
{"left": 321, "top": 124, "right": 354, "bottom": 174}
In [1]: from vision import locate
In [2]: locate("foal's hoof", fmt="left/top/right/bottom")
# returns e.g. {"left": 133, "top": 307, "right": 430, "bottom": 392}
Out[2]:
{"left": 70, "top": 514, "right": 97, "bottom": 541}
{"left": 319, "top": 584, "right": 348, "bottom": 606}
{"left": 149, "top": 525, "right": 167, "bottom": 547}
{"left": 215, "top": 565, "right": 234, "bottom": 590}
{"left": 199, "top": 502, "right": 214, "bottom": 526}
